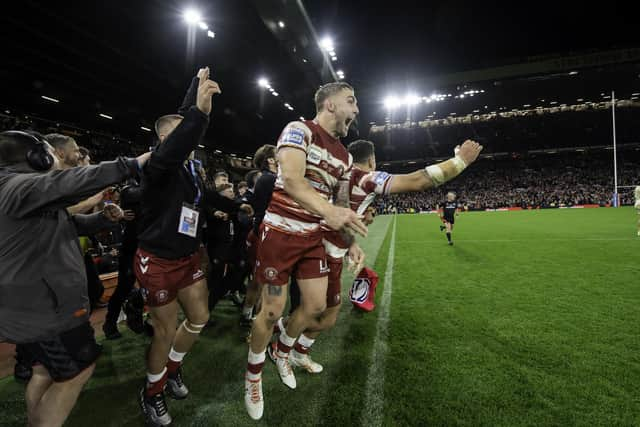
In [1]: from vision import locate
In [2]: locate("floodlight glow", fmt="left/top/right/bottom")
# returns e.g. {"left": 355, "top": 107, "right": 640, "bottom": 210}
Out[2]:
{"left": 319, "top": 36, "right": 334, "bottom": 52}
{"left": 258, "top": 78, "right": 269, "bottom": 88}
{"left": 207, "top": 30, "right": 215, "bottom": 38}
{"left": 278, "top": 21, "right": 285, "bottom": 28}
{"left": 184, "top": 9, "right": 201, "bottom": 24}
{"left": 404, "top": 94, "right": 421, "bottom": 105}
{"left": 198, "top": 22, "right": 208, "bottom": 30}
{"left": 384, "top": 96, "right": 401, "bottom": 110}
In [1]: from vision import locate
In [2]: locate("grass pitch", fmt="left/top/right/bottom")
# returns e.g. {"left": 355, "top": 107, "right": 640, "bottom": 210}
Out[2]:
{"left": 0, "top": 208, "right": 638, "bottom": 426}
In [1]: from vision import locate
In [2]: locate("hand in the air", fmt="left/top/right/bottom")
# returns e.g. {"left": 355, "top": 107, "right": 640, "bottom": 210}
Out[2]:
{"left": 196, "top": 67, "right": 222, "bottom": 115}
{"left": 103, "top": 204, "right": 124, "bottom": 222}
{"left": 455, "top": 140, "right": 483, "bottom": 165}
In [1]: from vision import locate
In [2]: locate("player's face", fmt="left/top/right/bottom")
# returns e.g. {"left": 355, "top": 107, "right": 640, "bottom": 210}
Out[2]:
{"left": 331, "top": 89, "right": 359, "bottom": 138}
{"left": 447, "top": 194, "right": 455, "bottom": 201}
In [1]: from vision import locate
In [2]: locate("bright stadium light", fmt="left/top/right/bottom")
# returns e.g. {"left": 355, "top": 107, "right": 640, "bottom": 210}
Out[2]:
{"left": 258, "top": 78, "right": 269, "bottom": 88}
{"left": 140, "top": 126, "right": 151, "bottom": 132}
{"left": 207, "top": 30, "right": 215, "bottom": 38}
{"left": 99, "top": 113, "right": 113, "bottom": 120}
{"left": 41, "top": 95, "right": 59, "bottom": 103}
{"left": 404, "top": 93, "right": 421, "bottom": 105}
{"left": 319, "top": 36, "right": 334, "bottom": 52}
{"left": 278, "top": 21, "right": 285, "bottom": 28}
{"left": 272, "top": 92, "right": 279, "bottom": 97}
{"left": 184, "top": 9, "right": 201, "bottom": 25}
{"left": 336, "top": 70, "right": 345, "bottom": 79}
{"left": 198, "top": 22, "right": 208, "bottom": 30}
{"left": 384, "top": 96, "right": 401, "bottom": 110}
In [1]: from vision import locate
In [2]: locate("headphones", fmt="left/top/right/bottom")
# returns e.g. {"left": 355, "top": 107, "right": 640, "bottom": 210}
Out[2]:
{"left": 1, "top": 131, "right": 55, "bottom": 171}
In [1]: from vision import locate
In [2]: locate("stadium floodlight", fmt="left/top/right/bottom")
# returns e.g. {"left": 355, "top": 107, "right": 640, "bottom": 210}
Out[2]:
{"left": 331, "top": 56, "right": 337, "bottom": 61}
{"left": 272, "top": 92, "right": 279, "bottom": 97}
{"left": 569, "top": 71, "right": 579, "bottom": 75}
{"left": 198, "top": 22, "right": 208, "bottom": 30}
{"left": 258, "top": 78, "right": 269, "bottom": 88}
{"left": 319, "top": 36, "right": 334, "bottom": 52}
{"left": 207, "top": 30, "right": 215, "bottom": 38}
{"left": 99, "top": 113, "right": 113, "bottom": 120}
{"left": 41, "top": 95, "right": 59, "bottom": 103}
{"left": 404, "top": 94, "right": 421, "bottom": 106}
{"left": 197, "top": 144, "right": 205, "bottom": 148}
{"left": 183, "top": 9, "right": 201, "bottom": 25}
{"left": 384, "top": 96, "right": 401, "bottom": 110}
{"left": 278, "top": 21, "right": 285, "bottom": 28}
{"left": 140, "top": 126, "right": 151, "bottom": 132}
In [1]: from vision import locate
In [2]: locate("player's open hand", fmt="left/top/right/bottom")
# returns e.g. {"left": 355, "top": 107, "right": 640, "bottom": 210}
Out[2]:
{"left": 196, "top": 67, "right": 221, "bottom": 115}
{"left": 325, "top": 206, "right": 368, "bottom": 237}
{"left": 456, "top": 140, "right": 483, "bottom": 166}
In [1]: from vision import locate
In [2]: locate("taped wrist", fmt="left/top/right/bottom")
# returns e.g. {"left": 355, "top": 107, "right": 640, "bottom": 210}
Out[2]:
{"left": 424, "top": 156, "right": 467, "bottom": 186}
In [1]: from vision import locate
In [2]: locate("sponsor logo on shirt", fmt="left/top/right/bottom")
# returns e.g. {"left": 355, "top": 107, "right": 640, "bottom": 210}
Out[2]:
{"left": 282, "top": 127, "right": 305, "bottom": 146}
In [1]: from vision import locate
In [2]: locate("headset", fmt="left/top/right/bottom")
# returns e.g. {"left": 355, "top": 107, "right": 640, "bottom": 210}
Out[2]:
{"left": 0, "top": 130, "right": 55, "bottom": 171}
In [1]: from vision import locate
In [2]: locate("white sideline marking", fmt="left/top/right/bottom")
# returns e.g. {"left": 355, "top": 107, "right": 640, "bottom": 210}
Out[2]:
{"left": 403, "top": 237, "right": 638, "bottom": 243}
{"left": 361, "top": 216, "right": 397, "bottom": 427}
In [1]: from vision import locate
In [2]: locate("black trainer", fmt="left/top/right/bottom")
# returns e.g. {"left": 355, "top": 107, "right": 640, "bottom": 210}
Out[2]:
{"left": 139, "top": 387, "right": 172, "bottom": 426}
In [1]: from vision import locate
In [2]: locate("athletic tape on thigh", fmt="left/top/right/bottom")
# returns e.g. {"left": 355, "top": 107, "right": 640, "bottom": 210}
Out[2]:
{"left": 182, "top": 320, "right": 206, "bottom": 334}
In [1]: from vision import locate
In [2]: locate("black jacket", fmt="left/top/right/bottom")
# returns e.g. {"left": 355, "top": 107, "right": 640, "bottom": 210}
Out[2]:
{"left": 252, "top": 169, "right": 276, "bottom": 235}
{"left": 137, "top": 80, "right": 237, "bottom": 259}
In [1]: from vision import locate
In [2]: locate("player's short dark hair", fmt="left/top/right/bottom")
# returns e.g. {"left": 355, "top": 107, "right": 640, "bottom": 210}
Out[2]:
{"left": 253, "top": 144, "right": 276, "bottom": 170}
{"left": 237, "top": 181, "right": 248, "bottom": 190}
{"left": 214, "top": 171, "right": 228, "bottom": 180}
{"left": 348, "top": 139, "right": 375, "bottom": 164}
{"left": 245, "top": 169, "right": 261, "bottom": 188}
{"left": 45, "top": 133, "right": 75, "bottom": 150}
{"left": 314, "top": 82, "right": 354, "bottom": 112}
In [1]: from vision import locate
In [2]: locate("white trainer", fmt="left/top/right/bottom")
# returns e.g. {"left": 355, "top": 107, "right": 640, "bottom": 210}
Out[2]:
{"left": 267, "top": 342, "right": 297, "bottom": 389}
{"left": 244, "top": 375, "right": 264, "bottom": 420}
{"left": 290, "top": 349, "right": 324, "bottom": 374}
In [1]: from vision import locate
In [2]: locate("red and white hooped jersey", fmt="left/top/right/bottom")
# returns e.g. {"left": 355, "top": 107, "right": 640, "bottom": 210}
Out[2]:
{"left": 323, "top": 166, "right": 394, "bottom": 257}
{"left": 264, "top": 120, "right": 352, "bottom": 235}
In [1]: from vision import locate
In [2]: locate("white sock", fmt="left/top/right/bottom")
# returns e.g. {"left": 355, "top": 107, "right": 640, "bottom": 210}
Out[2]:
{"left": 277, "top": 317, "right": 286, "bottom": 332}
{"left": 248, "top": 349, "right": 266, "bottom": 365}
{"left": 168, "top": 348, "right": 186, "bottom": 363}
{"left": 277, "top": 330, "right": 297, "bottom": 358}
{"left": 297, "top": 333, "right": 315, "bottom": 350}
{"left": 242, "top": 306, "right": 254, "bottom": 319}
{"left": 247, "top": 350, "right": 265, "bottom": 381}
{"left": 147, "top": 367, "right": 167, "bottom": 384}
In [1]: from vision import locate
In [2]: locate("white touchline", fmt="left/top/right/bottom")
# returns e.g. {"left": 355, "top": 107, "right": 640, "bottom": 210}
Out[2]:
{"left": 362, "top": 215, "right": 397, "bottom": 427}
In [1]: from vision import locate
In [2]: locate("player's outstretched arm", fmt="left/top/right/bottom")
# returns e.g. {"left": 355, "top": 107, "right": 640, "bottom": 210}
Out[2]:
{"left": 388, "top": 140, "right": 483, "bottom": 194}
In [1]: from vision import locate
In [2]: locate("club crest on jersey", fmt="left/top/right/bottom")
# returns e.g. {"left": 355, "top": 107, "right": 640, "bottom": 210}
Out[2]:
{"left": 350, "top": 278, "right": 370, "bottom": 303}
{"left": 282, "top": 127, "right": 305, "bottom": 146}
{"left": 264, "top": 267, "right": 279, "bottom": 281}
{"left": 156, "top": 290, "right": 169, "bottom": 303}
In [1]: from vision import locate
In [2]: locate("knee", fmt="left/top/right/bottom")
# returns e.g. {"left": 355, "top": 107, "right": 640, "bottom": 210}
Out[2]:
{"left": 187, "top": 310, "right": 209, "bottom": 327}
{"left": 305, "top": 302, "right": 327, "bottom": 318}
{"left": 259, "top": 302, "right": 285, "bottom": 324}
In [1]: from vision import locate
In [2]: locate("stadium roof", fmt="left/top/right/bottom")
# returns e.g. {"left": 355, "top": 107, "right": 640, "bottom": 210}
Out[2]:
{"left": 2, "top": 1, "right": 639, "bottom": 156}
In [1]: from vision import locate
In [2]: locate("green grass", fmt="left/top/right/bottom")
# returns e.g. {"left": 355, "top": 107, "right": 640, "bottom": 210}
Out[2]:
{"left": 1, "top": 208, "right": 639, "bottom": 426}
